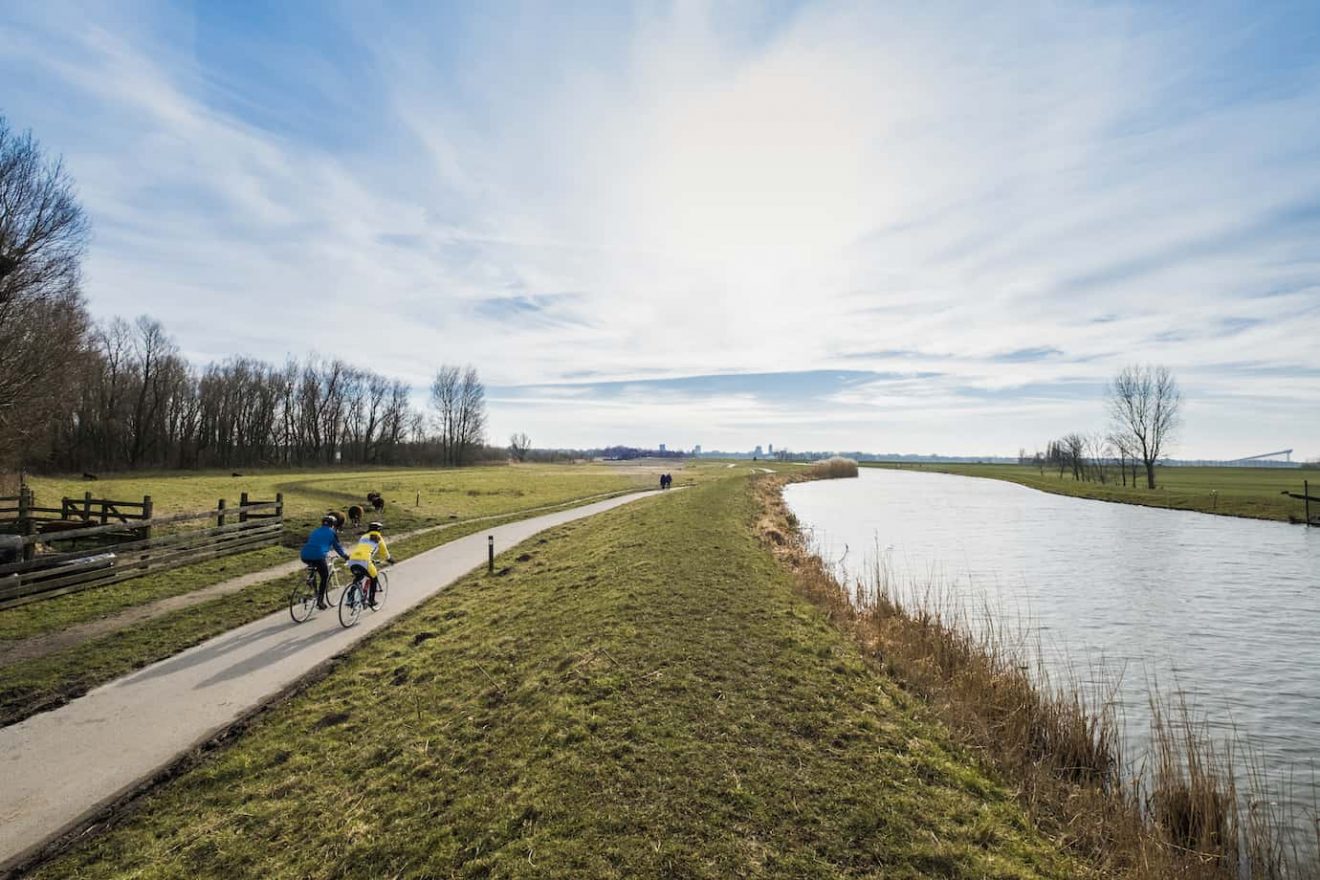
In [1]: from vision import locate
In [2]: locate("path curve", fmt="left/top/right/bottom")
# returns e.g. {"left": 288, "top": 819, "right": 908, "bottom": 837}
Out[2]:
{"left": 0, "top": 489, "right": 637, "bottom": 668}
{"left": 0, "top": 489, "right": 665, "bottom": 872}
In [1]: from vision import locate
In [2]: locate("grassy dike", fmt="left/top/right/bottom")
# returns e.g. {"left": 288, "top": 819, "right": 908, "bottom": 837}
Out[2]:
{"left": 863, "top": 461, "right": 1307, "bottom": 522}
{"left": 33, "top": 476, "right": 1082, "bottom": 879}
{"left": 0, "top": 496, "right": 637, "bottom": 729}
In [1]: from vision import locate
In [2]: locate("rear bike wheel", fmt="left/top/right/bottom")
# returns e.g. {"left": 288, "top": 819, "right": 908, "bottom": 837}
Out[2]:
{"left": 339, "top": 577, "right": 364, "bottom": 628}
{"left": 290, "top": 568, "right": 318, "bottom": 623}
{"left": 369, "top": 569, "right": 389, "bottom": 612}
{"left": 323, "top": 561, "right": 343, "bottom": 608}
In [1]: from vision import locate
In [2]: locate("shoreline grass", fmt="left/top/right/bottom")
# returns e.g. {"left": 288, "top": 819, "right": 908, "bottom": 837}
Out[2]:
{"left": 762, "top": 474, "right": 1320, "bottom": 877}
{"left": 30, "top": 475, "right": 1082, "bottom": 879}
{"left": 862, "top": 462, "right": 1309, "bottom": 522}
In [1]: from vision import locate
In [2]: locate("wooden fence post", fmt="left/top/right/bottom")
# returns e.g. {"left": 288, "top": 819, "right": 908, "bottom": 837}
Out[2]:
{"left": 217, "top": 498, "right": 226, "bottom": 528}
{"left": 141, "top": 495, "right": 154, "bottom": 541}
{"left": 239, "top": 492, "right": 249, "bottom": 524}
{"left": 61, "top": 497, "right": 70, "bottom": 520}
{"left": 83, "top": 491, "right": 92, "bottom": 522}
{"left": 17, "top": 486, "right": 34, "bottom": 562}
{"left": 275, "top": 492, "right": 284, "bottom": 523}
{"left": 1307, "top": 480, "right": 1312, "bottom": 527}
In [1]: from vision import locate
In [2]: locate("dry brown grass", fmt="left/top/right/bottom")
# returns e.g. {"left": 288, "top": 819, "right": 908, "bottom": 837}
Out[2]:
{"left": 803, "top": 456, "right": 859, "bottom": 479}
{"left": 755, "top": 473, "right": 1320, "bottom": 879}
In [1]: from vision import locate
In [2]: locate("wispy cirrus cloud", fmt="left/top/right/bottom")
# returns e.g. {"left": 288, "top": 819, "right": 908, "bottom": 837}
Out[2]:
{"left": 1, "top": 1, "right": 1317, "bottom": 456}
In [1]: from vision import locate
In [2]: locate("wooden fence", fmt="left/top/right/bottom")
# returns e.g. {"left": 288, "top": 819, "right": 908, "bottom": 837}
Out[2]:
{"left": 0, "top": 491, "right": 283, "bottom": 609}
{"left": 1284, "top": 480, "right": 1319, "bottom": 526}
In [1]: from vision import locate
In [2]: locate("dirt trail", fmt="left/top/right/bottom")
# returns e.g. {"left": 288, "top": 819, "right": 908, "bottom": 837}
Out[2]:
{"left": 0, "top": 490, "right": 632, "bottom": 667}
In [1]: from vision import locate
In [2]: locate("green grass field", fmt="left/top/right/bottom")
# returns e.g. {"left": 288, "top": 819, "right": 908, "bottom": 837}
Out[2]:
{"left": 0, "top": 502, "right": 618, "bottom": 729}
{"left": 4, "top": 465, "right": 673, "bottom": 647}
{"left": 26, "top": 463, "right": 666, "bottom": 537}
{"left": 32, "top": 475, "right": 1078, "bottom": 879}
{"left": 0, "top": 462, "right": 762, "bottom": 727}
{"left": 863, "top": 462, "right": 1312, "bottom": 521}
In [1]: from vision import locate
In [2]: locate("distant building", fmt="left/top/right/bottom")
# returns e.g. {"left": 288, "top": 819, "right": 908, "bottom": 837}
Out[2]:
{"left": 659, "top": 443, "right": 666, "bottom": 453}
{"left": 768, "top": 443, "right": 774, "bottom": 455}
{"left": 693, "top": 444, "right": 701, "bottom": 456}
{"left": 753, "top": 445, "right": 763, "bottom": 457}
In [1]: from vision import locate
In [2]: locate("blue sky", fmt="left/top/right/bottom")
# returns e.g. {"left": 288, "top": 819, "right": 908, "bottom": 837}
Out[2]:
{"left": 3, "top": 1, "right": 1319, "bottom": 457}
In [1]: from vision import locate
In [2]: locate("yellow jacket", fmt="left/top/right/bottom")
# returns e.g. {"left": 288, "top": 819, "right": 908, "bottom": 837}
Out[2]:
{"left": 347, "top": 532, "right": 391, "bottom": 576}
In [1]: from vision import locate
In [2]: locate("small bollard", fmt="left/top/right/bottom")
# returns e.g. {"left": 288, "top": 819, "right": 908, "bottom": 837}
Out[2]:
{"left": 416, "top": 491, "right": 420, "bottom": 508}
{"left": 488, "top": 535, "right": 494, "bottom": 573}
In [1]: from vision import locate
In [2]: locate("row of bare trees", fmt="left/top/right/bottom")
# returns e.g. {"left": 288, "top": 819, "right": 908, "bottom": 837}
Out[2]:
{"left": 31, "top": 314, "right": 492, "bottom": 471}
{"left": 1023, "top": 365, "right": 1182, "bottom": 489}
{"left": 43, "top": 316, "right": 426, "bottom": 470}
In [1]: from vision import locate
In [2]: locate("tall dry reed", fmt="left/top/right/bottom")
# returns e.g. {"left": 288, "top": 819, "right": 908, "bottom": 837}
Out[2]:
{"left": 756, "top": 474, "right": 1319, "bottom": 879}
{"left": 803, "top": 457, "right": 859, "bottom": 479}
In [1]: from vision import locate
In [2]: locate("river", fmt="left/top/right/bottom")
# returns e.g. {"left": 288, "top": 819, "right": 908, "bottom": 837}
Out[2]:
{"left": 784, "top": 466, "right": 1320, "bottom": 811}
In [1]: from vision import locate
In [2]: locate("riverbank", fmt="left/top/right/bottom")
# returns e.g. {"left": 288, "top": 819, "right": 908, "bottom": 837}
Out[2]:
{"left": 863, "top": 462, "right": 1308, "bottom": 522}
{"left": 27, "top": 475, "right": 1080, "bottom": 879}
{"left": 779, "top": 470, "right": 1320, "bottom": 878}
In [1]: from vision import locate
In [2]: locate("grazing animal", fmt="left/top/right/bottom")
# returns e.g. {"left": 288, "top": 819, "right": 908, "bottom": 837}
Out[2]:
{"left": 326, "top": 510, "right": 346, "bottom": 529}
{"left": 367, "top": 491, "right": 385, "bottom": 512}
{"left": 347, "top": 504, "right": 364, "bottom": 527}
{"left": 82, "top": 472, "right": 98, "bottom": 481}
{"left": 231, "top": 472, "right": 242, "bottom": 477}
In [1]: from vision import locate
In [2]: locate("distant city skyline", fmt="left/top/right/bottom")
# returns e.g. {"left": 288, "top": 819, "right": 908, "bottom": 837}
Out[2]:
{"left": 2, "top": 2, "right": 1318, "bottom": 459}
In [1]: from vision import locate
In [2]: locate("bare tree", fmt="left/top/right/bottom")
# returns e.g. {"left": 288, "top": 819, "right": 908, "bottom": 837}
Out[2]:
{"left": 1107, "top": 364, "right": 1181, "bottom": 489}
{"left": 430, "top": 365, "right": 460, "bottom": 467}
{"left": 455, "top": 367, "right": 486, "bottom": 466}
{"left": 0, "top": 118, "right": 91, "bottom": 470}
{"left": 509, "top": 432, "right": 531, "bottom": 462}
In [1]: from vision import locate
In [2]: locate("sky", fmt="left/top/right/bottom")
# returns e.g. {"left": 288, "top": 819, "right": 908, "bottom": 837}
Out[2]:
{"left": 2, "top": 1, "right": 1319, "bottom": 459}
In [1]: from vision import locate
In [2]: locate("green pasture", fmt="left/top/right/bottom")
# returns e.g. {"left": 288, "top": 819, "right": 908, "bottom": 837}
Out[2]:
{"left": 35, "top": 476, "right": 1076, "bottom": 879}
{"left": 25, "top": 463, "right": 667, "bottom": 536}
{"left": 864, "top": 462, "right": 1311, "bottom": 522}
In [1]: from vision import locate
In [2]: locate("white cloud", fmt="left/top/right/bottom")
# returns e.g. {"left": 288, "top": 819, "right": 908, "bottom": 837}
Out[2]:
{"left": 1, "top": 1, "right": 1317, "bottom": 456}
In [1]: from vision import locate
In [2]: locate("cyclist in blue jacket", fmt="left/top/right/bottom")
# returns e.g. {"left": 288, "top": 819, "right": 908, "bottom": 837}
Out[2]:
{"left": 300, "top": 515, "right": 349, "bottom": 609}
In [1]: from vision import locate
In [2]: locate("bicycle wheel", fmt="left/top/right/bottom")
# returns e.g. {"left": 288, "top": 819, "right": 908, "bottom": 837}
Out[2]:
{"left": 370, "top": 569, "right": 389, "bottom": 612}
{"left": 338, "top": 578, "right": 364, "bottom": 628}
{"left": 290, "top": 569, "right": 318, "bottom": 623}
{"left": 323, "top": 562, "right": 343, "bottom": 607}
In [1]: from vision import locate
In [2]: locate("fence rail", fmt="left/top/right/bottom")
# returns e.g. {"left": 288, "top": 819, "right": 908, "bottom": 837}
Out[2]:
{"left": 1283, "top": 479, "right": 1319, "bottom": 526}
{"left": 0, "top": 489, "right": 283, "bottom": 608}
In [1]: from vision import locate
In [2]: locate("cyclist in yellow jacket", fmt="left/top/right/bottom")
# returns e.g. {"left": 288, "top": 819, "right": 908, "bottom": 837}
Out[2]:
{"left": 347, "top": 522, "right": 394, "bottom": 607}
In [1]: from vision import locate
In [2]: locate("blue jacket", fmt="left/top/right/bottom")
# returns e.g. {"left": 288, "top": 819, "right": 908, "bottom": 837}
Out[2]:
{"left": 300, "top": 525, "right": 348, "bottom": 562}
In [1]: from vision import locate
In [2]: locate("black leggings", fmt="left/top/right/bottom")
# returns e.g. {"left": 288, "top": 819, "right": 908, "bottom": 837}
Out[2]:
{"left": 304, "top": 559, "right": 330, "bottom": 599}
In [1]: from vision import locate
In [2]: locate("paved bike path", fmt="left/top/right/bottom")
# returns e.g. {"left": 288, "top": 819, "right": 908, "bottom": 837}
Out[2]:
{"left": 0, "top": 489, "right": 664, "bottom": 871}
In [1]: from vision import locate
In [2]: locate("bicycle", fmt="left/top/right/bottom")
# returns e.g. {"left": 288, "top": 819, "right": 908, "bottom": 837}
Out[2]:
{"left": 290, "top": 556, "right": 346, "bottom": 623}
{"left": 338, "top": 565, "right": 390, "bottom": 628}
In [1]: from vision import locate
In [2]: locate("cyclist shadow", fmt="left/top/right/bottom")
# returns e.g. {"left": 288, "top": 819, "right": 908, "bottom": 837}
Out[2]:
{"left": 116, "top": 615, "right": 343, "bottom": 688}
{"left": 192, "top": 622, "right": 350, "bottom": 689}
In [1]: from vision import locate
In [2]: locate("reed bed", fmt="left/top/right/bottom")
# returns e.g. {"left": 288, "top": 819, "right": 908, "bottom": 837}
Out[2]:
{"left": 803, "top": 456, "right": 860, "bottom": 479}
{"left": 757, "top": 475, "right": 1320, "bottom": 879}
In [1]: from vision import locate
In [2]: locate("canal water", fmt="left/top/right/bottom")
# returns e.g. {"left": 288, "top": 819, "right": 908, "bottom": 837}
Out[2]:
{"left": 785, "top": 467, "right": 1320, "bottom": 810}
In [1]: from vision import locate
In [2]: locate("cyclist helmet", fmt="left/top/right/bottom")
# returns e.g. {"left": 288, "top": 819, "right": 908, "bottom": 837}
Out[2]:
{"left": 321, "top": 515, "right": 337, "bottom": 526}
{"left": 367, "top": 521, "right": 384, "bottom": 532}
